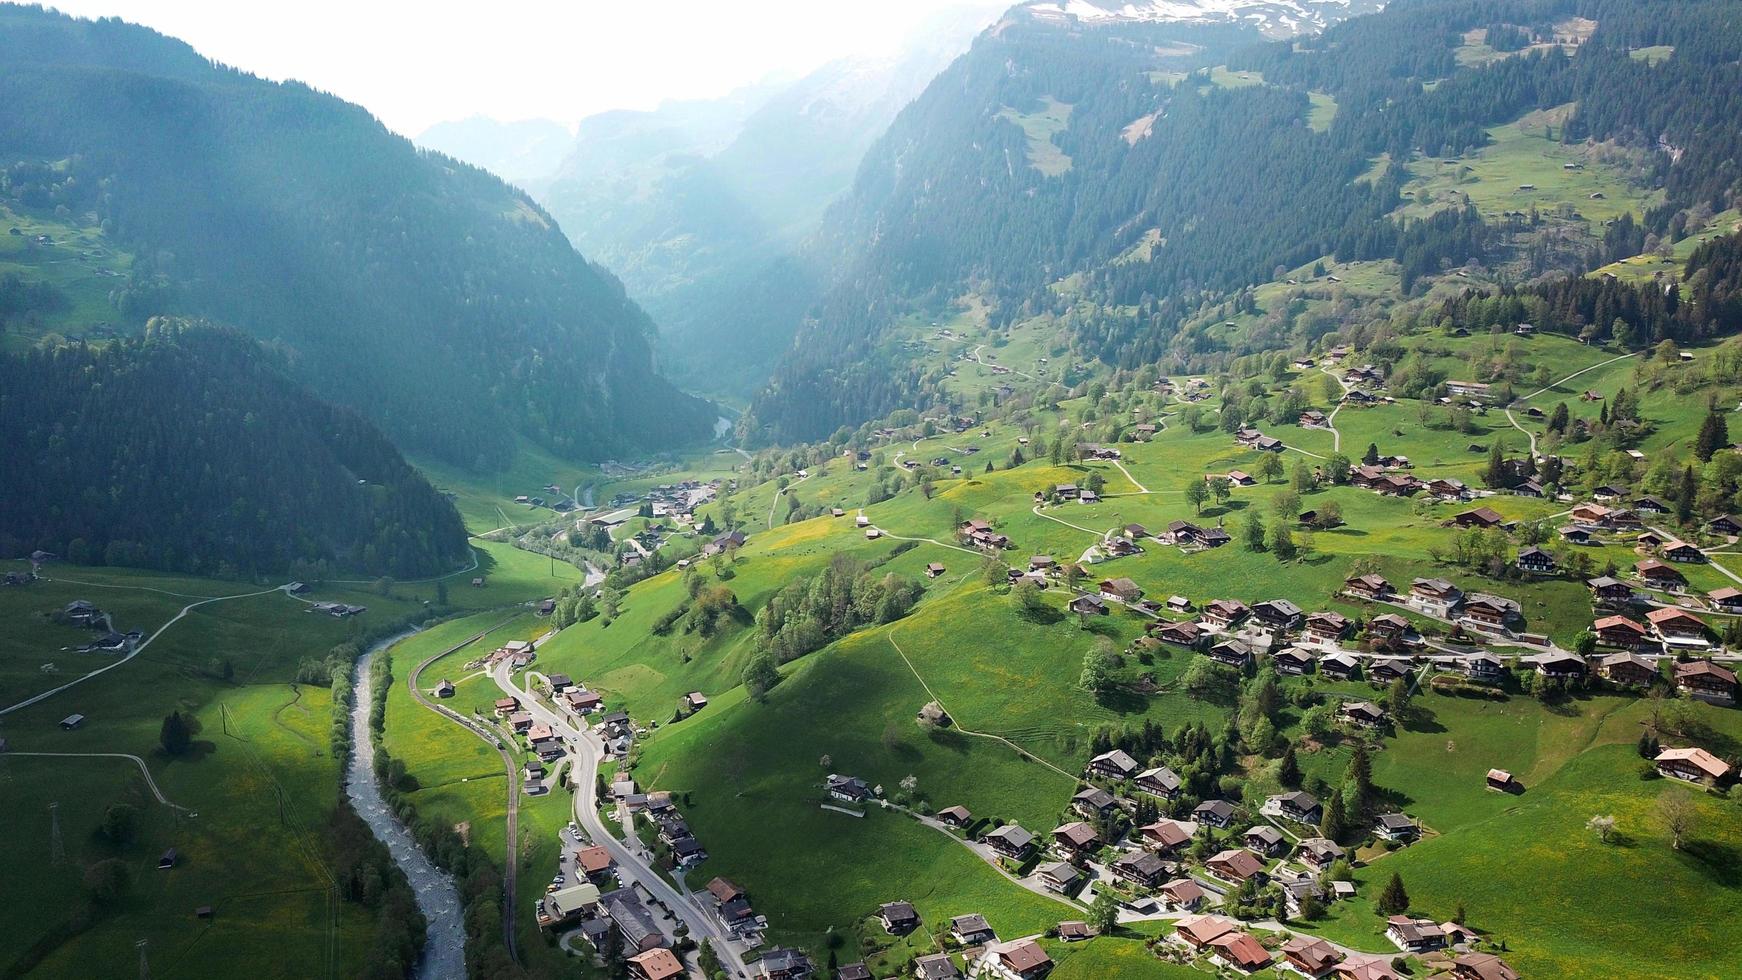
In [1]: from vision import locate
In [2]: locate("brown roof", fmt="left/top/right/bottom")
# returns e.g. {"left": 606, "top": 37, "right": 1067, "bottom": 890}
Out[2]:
{"left": 628, "top": 948, "right": 684, "bottom": 980}
{"left": 1209, "top": 931, "right": 1272, "bottom": 969}
{"left": 1174, "top": 914, "right": 1237, "bottom": 947}
{"left": 1656, "top": 746, "right": 1731, "bottom": 780}
{"left": 997, "top": 940, "right": 1051, "bottom": 972}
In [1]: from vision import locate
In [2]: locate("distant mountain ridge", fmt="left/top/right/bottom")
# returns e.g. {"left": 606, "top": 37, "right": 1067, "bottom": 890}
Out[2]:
{"left": 0, "top": 4, "right": 714, "bottom": 470}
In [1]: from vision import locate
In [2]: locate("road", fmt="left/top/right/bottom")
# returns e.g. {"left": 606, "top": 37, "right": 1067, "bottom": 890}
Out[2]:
{"left": 9, "top": 751, "right": 194, "bottom": 812}
{"left": 488, "top": 662, "right": 753, "bottom": 977}
{"left": 404, "top": 619, "right": 526, "bottom": 966}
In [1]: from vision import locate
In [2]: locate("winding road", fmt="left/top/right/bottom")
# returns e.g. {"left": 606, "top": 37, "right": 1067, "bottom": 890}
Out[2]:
{"left": 486, "top": 662, "right": 754, "bottom": 978}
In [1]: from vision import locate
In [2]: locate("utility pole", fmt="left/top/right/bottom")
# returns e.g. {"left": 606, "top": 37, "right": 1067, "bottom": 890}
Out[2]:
{"left": 49, "top": 801, "right": 64, "bottom": 865}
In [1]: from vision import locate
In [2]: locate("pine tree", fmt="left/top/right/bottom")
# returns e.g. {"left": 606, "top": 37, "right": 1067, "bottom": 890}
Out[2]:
{"left": 1376, "top": 872, "right": 1410, "bottom": 914}
{"left": 1696, "top": 410, "right": 1729, "bottom": 462}
{"left": 1279, "top": 745, "right": 1302, "bottom": 788}
{"left": 1320, "top": 787, "right": 1348, "bottom": 842}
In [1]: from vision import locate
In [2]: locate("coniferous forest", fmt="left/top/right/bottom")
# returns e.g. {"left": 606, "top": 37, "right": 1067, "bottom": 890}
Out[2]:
{"left": 0, "top": 319, "right": 471, "bottom": 578}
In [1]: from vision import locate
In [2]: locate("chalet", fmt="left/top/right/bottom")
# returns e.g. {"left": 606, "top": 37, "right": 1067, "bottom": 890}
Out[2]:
{"left": 628, "top": 950, "right": 684, "bottom": 980}
{"left": 1461, "top": 653, "right": 1504, "bottom": 681}
{"left": 826, "top": 774, "right": 872, "bottom": 803}
{"left": 1656, "top": 746, "right": 1731, "bottom": 785}
{"left": 1206, "top": 848, "right": 1267, "bottom": 883}
{"left": 1243, "top": 825, "right": 1286, "bottom": 856}
{"left": 1068, "top": 595, "right": 1108, "bottom": 617}
{"left": 1648, "top": 607, "right": 1709, "bottom": 647}
{"left": 1675, "top": 660, "right": 1738, "bottom": 705}
{"left": 1633, "top": 494, "right": 1672, "bottom": 514}
{"left": 1708, "top": 587, "right": 1742, "bottom": 613}
{"left": 1367, "top": 659, "right": 1414, "bottom": 683}
{"left": 1587, "top": 576, "right": 1635, "bottom": 606}
{"left": 1298, "top": 837, "right": 1345, "bottom": 873}
{"left": 1273, "top": 647, "right": 1316, "bottom": 675}
{"left": 1140, "top": 818, "right": 1193, "bottom": 852}
{"left": 1159, "top": 878, "right": 1205, "bottom": 911}
{"left": 878, "top": 901, "right": 920, "bottom": 934}
{"left": 1150, "top": 619, "right": 1202, "bottom": 648}
{"left": 1451, "top": 505, "right": 1506, "bottom": 530}
{"left": 1516, "top": 546, "right": 1557, "bottom": 574}
{"left": 1207, "top": 639, "right": 1254, "bottom": 670}
{"left": 1135, "top": 766, "right": 1181, "bottom": 800}
{"left": 753, "top": 948, "right": 812, "bottom": 980}
{"left": 1037, "top": 861, "right": 1082, "bottom": 894}
{"left": 1520, "top": 651, "right": 1587, "bottom": 678}
{"left": 1598, "top": 652, "right": 1659, "bottom": 686}
{"left": 1708, "top": 514, "right": 1742, "bottom": 536}
{"left": 1386, "top": 916, "right": 1448, "bottom": 953}
{"left": 1319, "top": 652, "right": 1361, "bottom": 680}
{"left": 1367, "top": 613, "right": 1413, "bottom": 642}
{"left": 1098, "top": 578, "right": 1144, "bottom": 603}
{"left": 1087, "top": 749, "right": 1140, "bottom": 781}
{"left": 1410, "top": 578, "right": 1463, "bottom": 617}
{"left": 1304, "top": 612, "right": 1351, "bottom": 645}
{"left": 1273, "top": 790, "right": 1322, "bottom": 824}
{"left": 1071, "top": 787, "right": 1118, "bottom": 819}
{"left": 950, "top": 913, "right": 997, "bottom": 946}
{"left": 938, "top": 805, "right": 973, "bottom": 828}
{"left": 1112, "top": 850, "right": 1169, "bottom": 889}
{"left": 1635, "top": 559, "right": 1687, "bottom": 590}
{"left": 1595, "top": 614, "right": 1653, "bottom": 651}
{"left": 1193, "top": 799, "right": 1237, "bottom": 829}
{"left": 1208, "top": 931, "right": 1273, "bottom": 973}
{"left": 1339, "top": 701, "right": 1387, "bottom": 729}
{"left": 1251, "top": 599, "right": 1304, "bottom": 631}
{"left": 1559, "top": 526, "right": 1596, "bottom": 546}
{"left": 1337, "top": 570, "right": 1393, "bottom": 602}
{"left": 1175, "top": 914, "right": 1239, "bottom": 952}
{"left": 1202, "top": 599, "right": 1249, "bottom": 628}
{"left": 1449, "top": 953, "right": 1520, "bottom": 980}
{"left": 976, "top": 939, "right": 1053, "bottom": 980}
{"left": 1460, "top": 594, "right": 1520, "bottom": 630}
{"left": 1055, "top": 920, "right": 1092, "bottom": 942}
{"left": 1429, "top": 479, "right": 1471, "bottom": 502}
{"left": 1282, "top": 936, "right": 1343, "bottom": 977}
{"left": 1333, "top": 957, "right": 1402, "bottom": 980}
{"left": 1373, "top": 813, "right": 1418, "bottom": 842}
{"left": 984, "top": 825, "right": 1035, "bottom": 860}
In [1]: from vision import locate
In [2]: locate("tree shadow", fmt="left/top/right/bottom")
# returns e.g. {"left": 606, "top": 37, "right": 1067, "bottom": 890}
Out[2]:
{"left": 1677, "top": 839, "right": 1741, "bottom": 887}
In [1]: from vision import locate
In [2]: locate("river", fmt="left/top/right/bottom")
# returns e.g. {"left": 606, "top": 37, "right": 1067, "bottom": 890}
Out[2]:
{"left": 345, "top": 633, "right": 467, "bottom": 979}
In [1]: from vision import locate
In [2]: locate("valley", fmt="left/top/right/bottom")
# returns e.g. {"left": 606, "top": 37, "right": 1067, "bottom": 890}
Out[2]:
{"left": 4, "top": 0, "right": 1742, "bottom": 978}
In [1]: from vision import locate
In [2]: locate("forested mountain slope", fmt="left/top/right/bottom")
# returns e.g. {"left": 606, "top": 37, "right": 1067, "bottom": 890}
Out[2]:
{"left": 747, "top": 0, "right": 1742, "bottom": 443}
{"left": 0, "top": 320, "right": 471, "bottom": 578}
{"left": 0, "top": 4, "right": 714, "bottom": 469}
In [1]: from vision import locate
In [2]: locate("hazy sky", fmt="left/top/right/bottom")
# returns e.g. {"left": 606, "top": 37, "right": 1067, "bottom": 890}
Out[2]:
{"left": 46, "top": 1, "right": 1009, "bottom": 136}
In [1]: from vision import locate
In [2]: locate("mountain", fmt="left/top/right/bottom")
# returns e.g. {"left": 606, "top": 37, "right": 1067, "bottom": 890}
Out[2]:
{"left": 745, "top": 0, "right": 1742, "bottom": 443}
{"left": 537, "top": 6, "right": 1000, "bottom": 398}
{"left": 0, "top": 4, "right": 715, "bottom": 470}
{"left": 414, "top": 116, "right": 574, "bottom": 185}
{"left": 0, "top": 321, "right": 471, "bottom": 578}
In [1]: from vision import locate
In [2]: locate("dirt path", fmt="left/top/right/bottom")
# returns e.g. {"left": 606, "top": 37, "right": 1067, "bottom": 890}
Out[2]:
{"left": 9, "top": 751, "right": 194, "bottom": 812}
{"left": 2, "top": 582, "right": 289, "bottom": 716}
{"left": 886, "top": 633, "right": 1078, "bottom": 782}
